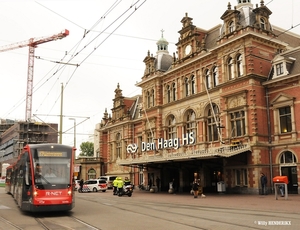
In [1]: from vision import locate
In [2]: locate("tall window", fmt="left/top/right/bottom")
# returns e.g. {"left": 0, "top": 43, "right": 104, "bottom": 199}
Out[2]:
{"left": 230, "top": 110, "right": 246, "bottom": 137}
{"left": 207, "top": 104, "right": 219, "bottom": 141}
{"left": 260, "top": 18, "right": 266, "bottom": 30}
{"left": 172, "top": 83, "right": 176, "bottom": 101}
{"left": 191, "top": 76, "right": 195, "bottom": 95}
{"left": 151, "top": 89, "right": 155, "bottom": 106}
{"left": 167, "top": 115, "right": 177, "bottom": 139}
{"left": 205, "top": 69, "right": 211, "bottom": 89}
{"left": 237, "top": 54, "right": 243, "bottom": 77}
{"left": 213, "top": 66, "right": 219, "bottom": 87}
{"left": 147, "top": 132, "right": 153, "bottom": 143}
{"left": 116, "top": 133, "right": 121, "bottom": 159}
{"left": 185, "top": 77, "right": 189, "bottom": 96}
{"left": 167, "top": 85, "right": 171, "bottom": 103}
{"left": 228, "top": 57, "right": 235, "bottom": 80}
{"left": 147, "top": 91, "right": 151, "bottom": 108}
{"left": 229, "top": 21, "right": 235, "bottom": 33}
{"left": 235, "top": 169, "right": 248, "bottom": 186}
{"left": 276, "top": 63, "right": 284, "bottom": 76}
{"left": 279, "top": 106, "right": 292, "bottom": 133}
{"left": 185, "top": 110, "right": 196, "bottom": 135}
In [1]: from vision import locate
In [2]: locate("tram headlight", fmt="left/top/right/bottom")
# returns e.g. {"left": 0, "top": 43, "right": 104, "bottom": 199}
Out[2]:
{"left": 33, "top": 190, "right": 38, "bottom": 196}
{"left": 68, "top": 190, "right": 72, "bottom": 196}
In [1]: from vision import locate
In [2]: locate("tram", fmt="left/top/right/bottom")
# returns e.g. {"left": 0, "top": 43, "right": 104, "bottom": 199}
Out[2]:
{"left": 5, "top": 143, "right": 75, "bottom": 212}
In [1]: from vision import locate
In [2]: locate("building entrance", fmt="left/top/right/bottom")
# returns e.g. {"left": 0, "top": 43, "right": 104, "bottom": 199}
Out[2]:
{"left": 281, "top": 166, "right": 298, "bottom": 194}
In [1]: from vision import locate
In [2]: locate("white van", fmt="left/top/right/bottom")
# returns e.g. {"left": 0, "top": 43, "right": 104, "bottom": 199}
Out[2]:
{"left": 98, "top": 176, "right": 117, "bottom": 189}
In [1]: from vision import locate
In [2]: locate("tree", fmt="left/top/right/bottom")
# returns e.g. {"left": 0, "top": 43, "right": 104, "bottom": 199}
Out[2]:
{"left": 79, "top": 141, "right": 94, "bottom": 156}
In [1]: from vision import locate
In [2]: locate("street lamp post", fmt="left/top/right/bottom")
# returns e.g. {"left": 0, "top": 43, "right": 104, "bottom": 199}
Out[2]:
{"left": 69, "top": 118, "right": 76, "bottom": 150}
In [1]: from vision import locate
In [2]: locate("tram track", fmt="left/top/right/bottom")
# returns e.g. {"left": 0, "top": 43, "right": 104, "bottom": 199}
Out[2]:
{"left": 34, "top": 216, "right": 100, "bottom": 230}
{"left": 79, "top": 195, "right": 299, "bottom": 230}
{"left": 0, "top": 213, "right": 100, "bottom": 230}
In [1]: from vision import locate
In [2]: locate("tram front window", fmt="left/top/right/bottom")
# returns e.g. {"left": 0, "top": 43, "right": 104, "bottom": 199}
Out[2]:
{"left": 34, "top": 158, "right": 71, "bottom": 188}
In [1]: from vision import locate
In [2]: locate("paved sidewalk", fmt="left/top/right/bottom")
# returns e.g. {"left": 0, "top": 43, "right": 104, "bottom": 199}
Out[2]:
{"left": 132, "top": 189, "right": 300, "bottom": 213}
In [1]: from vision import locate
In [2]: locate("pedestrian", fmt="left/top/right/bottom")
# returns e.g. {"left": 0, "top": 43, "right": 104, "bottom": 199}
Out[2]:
{"left": 192, "top": 179, "right": 200, "bottom": 198}
{"left": 148, "top": 179, "right": 152, "bottom": 191}
{"left": 279, "top": 184, "right": 285, "bottom": 197}
{"left": 156, "top": 176, "right": 161, "bottom": 192}
{"left": 260, "top": 173, "right": 267, "bottom": 195}
{"left": 172, "top": 178, "right": 177, "bottom": 194}
{"left": 79, "top": 179, "right": 84, "bottom": 192}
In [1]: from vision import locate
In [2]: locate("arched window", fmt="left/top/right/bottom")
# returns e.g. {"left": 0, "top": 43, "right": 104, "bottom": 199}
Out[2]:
{"left": 88, "top": 168, "right": 96, "bottom": 179}
{"left": 229, "top": 21, "right": 235, "bottom": 33}
{"left": 228, "top": 57, "right": 235, "bottom": 80}
{"left": 280, "top": 151, "right": 297, "bottom": 164}
{"left": 213, "top": 66, "right": 219, "bottom": 87}
{"left": 116, "top": 133, "right": 121, "bottom": 159}
{"left": 191, "top": 75, "right": 195, "bottom": 95}
{"left": 185, "top": 77, "right": 189, "bottom": 96}
{"left": 167, "top": 115, "right": 177, "bottom": 139}
{"left": 207, "top": 104, "right": 220, "bottom": 141}
{"left": 260, "top": 18, "right": 266, "bottom": 30}
{"left": 237, "top": 54, "right": 243, "bottom": 77}
{"left": 167, "top": 85, "right": 171, "bottom": 103}
{"left": 172, "top": 83, "right": 176, "bottom": 101}
{"left": 205, "top": 69, "right": 211, "bottom": 89}
{"left": 185, "top": 110, "right": 196, "bottom": 137}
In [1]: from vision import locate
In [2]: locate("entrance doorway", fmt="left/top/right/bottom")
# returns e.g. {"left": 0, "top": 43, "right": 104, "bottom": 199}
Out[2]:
{"left": 281, "top": 166, "right": 298, "bottom": 194}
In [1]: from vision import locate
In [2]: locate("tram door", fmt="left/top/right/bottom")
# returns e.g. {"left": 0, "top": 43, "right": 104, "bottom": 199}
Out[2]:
{"left": 281, "top": 166, "right": 298, "bottom": 194}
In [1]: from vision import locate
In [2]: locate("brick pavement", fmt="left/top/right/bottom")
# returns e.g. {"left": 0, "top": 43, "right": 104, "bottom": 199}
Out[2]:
{"left": 132, "top": 189, "right": 300, "bottom": 214}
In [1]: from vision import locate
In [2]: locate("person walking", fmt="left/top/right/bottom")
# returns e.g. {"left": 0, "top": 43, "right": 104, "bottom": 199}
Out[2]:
{"left": 156, "top": 177, "right": 161, "bottom": 192}
{"left": 260, "top": 173, "right": 267, "bottom": 195}
{"left": 148, "top": 179, "right": 152, "bottom": 191}
{"left": 79, "top": 179, "right": 84, "bottom": 192}
{"left": 192, "top": 179, "right": 200, "bottom": 198}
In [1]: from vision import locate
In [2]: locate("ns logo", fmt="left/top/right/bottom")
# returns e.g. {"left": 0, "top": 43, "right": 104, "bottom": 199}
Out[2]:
{"left": 127, "top": 144, "right": 138, "bottom": 154}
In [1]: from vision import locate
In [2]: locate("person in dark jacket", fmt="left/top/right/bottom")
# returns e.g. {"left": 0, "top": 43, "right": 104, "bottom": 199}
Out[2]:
{"left": 260, "top": 173, "right": 267, "bottom": 195}
{"left": 79, "top": 179, "right": 84, "bottom": 192}
{"left": 192, "top": 179, "right": 200, "bottom": 198}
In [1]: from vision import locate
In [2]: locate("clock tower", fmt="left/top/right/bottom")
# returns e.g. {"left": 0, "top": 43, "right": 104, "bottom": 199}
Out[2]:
{"left": 176, "top": 13, "right": 206, "bottom": 61}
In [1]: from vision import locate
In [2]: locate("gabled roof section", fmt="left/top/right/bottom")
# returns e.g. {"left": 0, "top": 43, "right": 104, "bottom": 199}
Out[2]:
{"left": 270, "top": 93, "right": 295, "bottom": 105}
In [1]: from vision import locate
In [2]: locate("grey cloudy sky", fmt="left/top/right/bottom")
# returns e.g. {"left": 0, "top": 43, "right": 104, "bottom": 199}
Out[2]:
{"left": 0, "top": 0, "right": 299, "bottom": 149}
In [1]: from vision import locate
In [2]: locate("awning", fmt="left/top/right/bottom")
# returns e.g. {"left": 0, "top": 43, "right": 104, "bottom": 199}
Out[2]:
{"left": 117, "top": 143, "right": 251, "bottom": 166}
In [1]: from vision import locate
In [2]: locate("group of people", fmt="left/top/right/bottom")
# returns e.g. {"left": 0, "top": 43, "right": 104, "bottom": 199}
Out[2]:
{"left": 148, "top": 176, "right": 161, "bottom": 191}
{"left": 113, "top": 177, "right": 132, "bottom": 195}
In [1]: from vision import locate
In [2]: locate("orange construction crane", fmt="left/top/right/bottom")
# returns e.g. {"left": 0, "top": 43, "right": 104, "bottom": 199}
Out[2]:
{"left": 0, "top": 29, "right": 69, "bottom": 121}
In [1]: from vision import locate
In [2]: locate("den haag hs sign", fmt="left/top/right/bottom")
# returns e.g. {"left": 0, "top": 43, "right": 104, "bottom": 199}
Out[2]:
{"left": 127, "top": 132, "right": 195, "bottom": 154}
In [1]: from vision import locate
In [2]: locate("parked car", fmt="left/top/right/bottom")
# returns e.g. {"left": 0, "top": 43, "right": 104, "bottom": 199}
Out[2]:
{"left": 98, "top": 176, "right": 117, "bottom": 189}
{"left": 83, "top": 179, "right": 107, "bottom": 192}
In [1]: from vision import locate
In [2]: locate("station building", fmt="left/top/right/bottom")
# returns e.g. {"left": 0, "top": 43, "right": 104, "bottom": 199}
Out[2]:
{"left": 95, "top": 0, "right": 300, "bottom": 194}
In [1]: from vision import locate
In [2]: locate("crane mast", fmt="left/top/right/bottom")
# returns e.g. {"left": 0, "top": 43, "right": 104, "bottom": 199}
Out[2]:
{"left": 0, "top": 29, "right": 69, "bottom": 120}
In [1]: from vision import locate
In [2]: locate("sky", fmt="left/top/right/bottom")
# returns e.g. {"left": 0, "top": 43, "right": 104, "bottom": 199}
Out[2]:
{"left": 0, "top": 0, "right": 300, "bottom": 151}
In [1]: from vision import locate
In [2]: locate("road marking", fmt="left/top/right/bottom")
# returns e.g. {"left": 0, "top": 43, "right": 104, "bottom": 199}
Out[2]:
{"left": 0, "top": 205, "right": 10, "bottom": 209}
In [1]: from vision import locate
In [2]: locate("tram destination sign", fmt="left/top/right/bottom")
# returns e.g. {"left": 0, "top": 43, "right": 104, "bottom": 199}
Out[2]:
{"left": 127, "top": 132, "right": 195, "bottom": 154}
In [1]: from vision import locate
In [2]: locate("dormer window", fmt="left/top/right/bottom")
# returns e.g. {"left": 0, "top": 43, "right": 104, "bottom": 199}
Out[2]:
{"left": 260, "top": 18, "right": 266, "bottom": 30}
{"left": 229, "top": 21, "right": 235, "bottom": 33}
{"left": 276, "top": 63, "right": 284, "bottom": 76}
